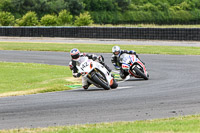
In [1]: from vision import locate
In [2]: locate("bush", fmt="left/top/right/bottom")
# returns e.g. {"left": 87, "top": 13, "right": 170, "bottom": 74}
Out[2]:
{"left": 40, "top": 14, "right": 58, "bottom": 26}
{"left": 16, "top": 11, "right": 39, "bottom": 26}
{"left": 74, "top": 12, "right": 93, "bottom": 26}
{"left": 0, "top": 11, "right": 15, "bottom": 26}
{"left": 58, "top": 10, "right": 73, "bottom": 25}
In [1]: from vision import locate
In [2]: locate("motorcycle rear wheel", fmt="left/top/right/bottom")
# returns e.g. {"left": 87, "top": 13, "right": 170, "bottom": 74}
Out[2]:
{"left": 110, "top": 79, "right": 118, "bottom": 89}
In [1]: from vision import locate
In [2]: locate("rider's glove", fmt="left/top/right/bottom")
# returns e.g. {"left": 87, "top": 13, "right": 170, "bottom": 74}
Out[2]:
{"left": 73, "top": 73, "right": 81, "bottom": 78}
{"left": 92, "top": 56, "right": 98, "bottom": 61}
{"left": 128, "top": 50, "right": 136, "bottom": 55}
{"left": 69, "top": 61, "right": 73, "bottom": 70}
{"left": 98, "top": 55, "right": 104, "bottom": 63}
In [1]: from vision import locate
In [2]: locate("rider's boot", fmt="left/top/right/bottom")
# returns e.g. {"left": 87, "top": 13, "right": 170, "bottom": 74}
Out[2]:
{"left": 120, "top": 69, "right": 129, "bottom": 79}
{"left": 120, "top": 73, "right": 126, "bottom": 79}
{"left": 83, "top": 82, "right": 91, "bottom": 90}
{"left": 82, "top": 77, "right": 91, "bottom": 90}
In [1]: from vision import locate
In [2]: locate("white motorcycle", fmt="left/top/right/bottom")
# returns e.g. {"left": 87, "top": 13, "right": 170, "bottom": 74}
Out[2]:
{"left": 76, "top": 57, "right": 118, "bottom": 90}
{"left": 119, "top": 53, "right": 149, "bottom": 80}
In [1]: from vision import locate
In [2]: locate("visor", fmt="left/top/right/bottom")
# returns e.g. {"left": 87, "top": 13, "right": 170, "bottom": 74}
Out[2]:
{"left": 71, "top": 54, "right": 80, "bottom": 59}
{"left": 114, "top": 51, "right": 120, "bottom": 55}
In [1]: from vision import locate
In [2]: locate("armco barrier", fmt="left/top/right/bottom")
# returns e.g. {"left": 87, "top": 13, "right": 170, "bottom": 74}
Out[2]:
{"left": 0, "top": 27, "right": 200, "bottom": 41}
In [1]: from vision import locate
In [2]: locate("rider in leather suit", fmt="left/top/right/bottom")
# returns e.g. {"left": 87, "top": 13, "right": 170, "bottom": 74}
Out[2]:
{"left": 111, "top": 46, "right": 144, "bottom": 79}
{"left": 69, "top": 48, "right": 111, "bottom": 90}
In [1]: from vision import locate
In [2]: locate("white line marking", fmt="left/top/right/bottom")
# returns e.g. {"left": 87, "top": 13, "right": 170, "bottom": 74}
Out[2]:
{"left": 115, "top": 86, "right": 133, "bottom": 90}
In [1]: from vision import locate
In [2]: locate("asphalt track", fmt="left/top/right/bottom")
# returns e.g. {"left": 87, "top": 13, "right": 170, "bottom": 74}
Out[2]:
{"left": 0, "top": 41, "right": 200, "bottom": 129}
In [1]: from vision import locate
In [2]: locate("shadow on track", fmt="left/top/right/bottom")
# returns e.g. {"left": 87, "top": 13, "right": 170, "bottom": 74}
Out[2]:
{"left": 125, "top": 78, "right": 146, "bottom": 81}
{"left": 70, "top": 87, "right": 106, "bottom": 92}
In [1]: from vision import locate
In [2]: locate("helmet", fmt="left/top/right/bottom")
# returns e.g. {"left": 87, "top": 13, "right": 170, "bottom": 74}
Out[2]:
{"left": 70, "top": 48, "right": 80, "bottom": 61}
{"left": 112, "top": 46, "right": 121, "bottom": 56}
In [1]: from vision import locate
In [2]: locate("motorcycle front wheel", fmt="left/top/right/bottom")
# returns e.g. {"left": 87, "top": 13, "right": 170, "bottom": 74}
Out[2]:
{"left": 92, "top": 73, "right": 111, "bottom": 90}
{"left": 133, "top": 67, "right": 149, "bottom": 80}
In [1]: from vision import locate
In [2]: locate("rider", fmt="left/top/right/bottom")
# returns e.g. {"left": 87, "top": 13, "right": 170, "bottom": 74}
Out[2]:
{"left": 69, "top": 48, "right": 112, "bottom": 90}
{"left": 111, "top": 46, "right": 144, "bottom": 79}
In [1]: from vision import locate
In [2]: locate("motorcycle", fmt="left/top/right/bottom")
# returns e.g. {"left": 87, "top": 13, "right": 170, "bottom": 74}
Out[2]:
{"left": 76, "top": 57, "right": 118, "bottom": 90}
{"left": 119, "top": 53, "right": 149, "bottom": 80}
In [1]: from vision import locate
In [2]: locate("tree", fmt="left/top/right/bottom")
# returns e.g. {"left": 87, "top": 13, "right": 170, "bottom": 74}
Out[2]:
{"left": 46, "top": 0, "right": 68, "bottom": 14}
{"left": 115, "top": 0, "right": 131, "bottom": 11}
{"left": 67, "top": 0, "right": 84, "bottom": 15}
{"left": 140, "top": 3, "right": 158, "bottom": 11}
{"left": 0, "top": 0, "right": 69, "bottom": 19}
{"left": 0, "top": 0, "right": 12, "bottom": 12}
{"left": 83, "top": 0, "right": 116, "bottom": 11}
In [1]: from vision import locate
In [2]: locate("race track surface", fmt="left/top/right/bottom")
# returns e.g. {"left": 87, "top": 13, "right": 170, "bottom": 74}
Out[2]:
{"left": 0, "top": 50, "right": 200, "bottom": 129}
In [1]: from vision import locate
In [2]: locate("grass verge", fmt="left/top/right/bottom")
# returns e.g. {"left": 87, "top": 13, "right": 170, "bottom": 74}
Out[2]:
{"left": 0, "top": 42, "right": 200, "bottom": 55}
{"left": 0, "top": 62, "right": 80, "bottom": 97}
{"left": 92, "top": 24, "right": 200, "bottom": 28}
{"left": 1, "top": 114, "right": 200, "bottom": 133}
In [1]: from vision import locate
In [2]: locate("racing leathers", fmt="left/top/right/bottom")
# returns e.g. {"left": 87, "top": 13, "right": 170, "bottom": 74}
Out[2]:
{"left": 69, "top": 53, "right": 111, "bottom": 89}
{"left": 111, "top": 50, "right": 143, "bottom": 79}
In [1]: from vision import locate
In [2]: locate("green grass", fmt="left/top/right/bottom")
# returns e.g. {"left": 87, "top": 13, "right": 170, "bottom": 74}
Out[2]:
{"left": 1, "top": 115, "right": 200, "bottom": 133}
{"left": 0, "top": 42, "right": 200, "bottom": 55}
{"left": 0, "top": 62, "right": 78, "bottom": 97}
{"left": 92, "top": 24, "right": 200, "bottom": 28}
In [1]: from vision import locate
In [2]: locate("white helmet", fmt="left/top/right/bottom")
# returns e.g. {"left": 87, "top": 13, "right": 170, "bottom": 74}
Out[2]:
{"left": 112, "top": 46, "right": 121, "bottom": 56}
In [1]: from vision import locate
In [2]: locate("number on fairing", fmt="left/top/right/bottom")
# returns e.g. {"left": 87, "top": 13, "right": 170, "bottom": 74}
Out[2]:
{"left": 81, "top": 62, "right": 89, "bottom": 71}
{"left": 123, "top": 56, "right": 130, "bottom": 64}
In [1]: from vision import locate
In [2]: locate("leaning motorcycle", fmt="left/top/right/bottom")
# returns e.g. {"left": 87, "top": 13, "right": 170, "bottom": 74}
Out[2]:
{"left": 119, "top": 53, "right": 149, "bottom": 80}
{"left": 76, "top": 57, "right": 118, "bottom": 90}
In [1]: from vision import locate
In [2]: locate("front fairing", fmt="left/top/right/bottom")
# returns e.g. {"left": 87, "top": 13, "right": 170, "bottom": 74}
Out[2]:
{"left": 76, "top": 57, "right": 92, "bottom": 74}
{"left": 120, "top": 54, "right": 132, "bottom": 70}
{"left": 76, "top": 57, "right": 113, "bottom": 87}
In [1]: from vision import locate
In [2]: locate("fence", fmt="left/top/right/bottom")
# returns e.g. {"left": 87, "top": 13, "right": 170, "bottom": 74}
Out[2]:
{"left": 0, "top": 27, "right": 200, "bottom": 41}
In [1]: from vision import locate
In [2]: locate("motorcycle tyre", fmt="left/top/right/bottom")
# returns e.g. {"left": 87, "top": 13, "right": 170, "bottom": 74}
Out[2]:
{"left": 133, "top": 67, "right": 149, "bottom": 80}
{"left": 92, "top": 74, "right": 111, "bottom": 90}
{"left": 110, "top": 79, "right": 118, "bottom": 89}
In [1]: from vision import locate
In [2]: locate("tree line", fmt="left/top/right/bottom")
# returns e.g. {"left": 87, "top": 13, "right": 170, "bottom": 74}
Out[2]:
{"left": 0, "top": 0, "right": 200, "bottom": 26}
